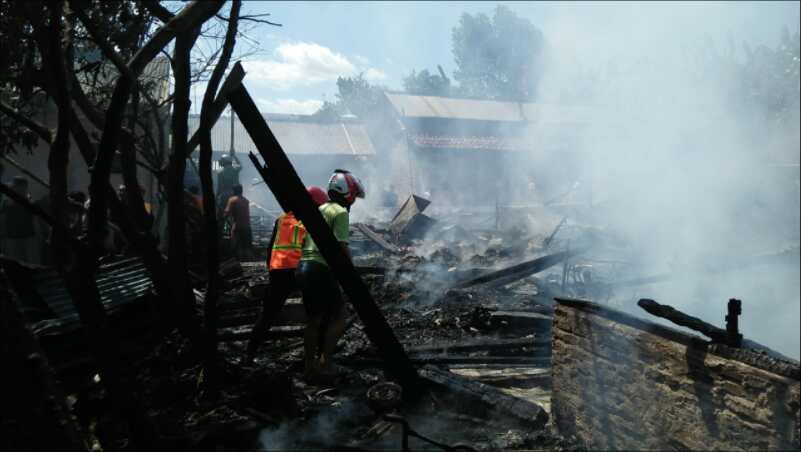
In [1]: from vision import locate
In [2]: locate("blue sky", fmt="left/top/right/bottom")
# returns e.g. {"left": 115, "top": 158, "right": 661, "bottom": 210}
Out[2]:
{"left": 195, "top": 1, "right": 800, "bottom": 115}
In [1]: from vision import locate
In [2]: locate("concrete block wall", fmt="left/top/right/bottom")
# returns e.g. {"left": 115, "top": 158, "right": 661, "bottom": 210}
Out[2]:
{"left": 551, "top": 298, "right": 800, "bottom": 451}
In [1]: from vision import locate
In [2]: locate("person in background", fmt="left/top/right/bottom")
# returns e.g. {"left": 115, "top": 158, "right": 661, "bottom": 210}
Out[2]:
{"left": 188, "top": 185, "right": 203, "bottom": 212}
{"left": 224, "top": 184, "right": 252, "bottom": 260}
{"left": 296, "top": 169, "right": 365, "bottom": 383}
{"left": 0, "top": 177, "right": 36, "bottom": 263}
{"left": 118, "top": 184, "right": 153, "bottom": 232}
{"left": 216, "top": 154, "right": 241, "bottom": 211}
{"left": 66, "top": 192, "right": 87, "bottom": 237}
{"left": 244, "top": 186, "right": 330, "bottom": 365}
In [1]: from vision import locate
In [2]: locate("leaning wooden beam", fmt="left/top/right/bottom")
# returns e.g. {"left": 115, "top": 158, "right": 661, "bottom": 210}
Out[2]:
{"left": 226, "top": 69, "right": 418, "bottom": 388}
{"left": 453, "top": 248, "right": 587, "bottom": 289}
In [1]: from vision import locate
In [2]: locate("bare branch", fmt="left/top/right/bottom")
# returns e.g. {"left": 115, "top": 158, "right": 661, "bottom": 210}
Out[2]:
{"left": 141, "top": 0, "right": 174, "bottom": 23}
{"left": 0, "top": 156, "right": 50, "bottom": 189}
{"left": 88, "top": 0, "right": 224, "bottom": 254}
{"left": 72, "top": 7, "right": 133, "bottom": 79}
{"left": 0, "top": 184, "right": 56, "bottom": 228}
{"left": 199, "top": 0, "right": 242, "bottom": 395}
{"left": 0, "top": 102, "right": 53, "bottom": 142}
{"left": 216, "top": 13, "right": 281, "bottom": 27}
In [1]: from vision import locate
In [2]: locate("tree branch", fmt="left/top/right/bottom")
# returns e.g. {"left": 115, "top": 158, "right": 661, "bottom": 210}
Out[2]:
{"left": 88, "top": 0, "right": 224, "bottom": 255}
{"left": 0, "top": 102, "right": 53, "bottom": 142}
{"left": 72, "top": 7, "right": 133, "bottom": 79}
{"left": 199, "top": 0, "right": 241, "bottom": 395}
{"left": 141, "top": 0, "right": 174, "bottom": 23}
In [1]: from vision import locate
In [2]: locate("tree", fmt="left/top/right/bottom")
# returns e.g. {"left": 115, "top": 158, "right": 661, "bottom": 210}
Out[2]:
{"left": 0, "top": 1, "right": 231, "bottom": 448}
{"left": 451, "top": 5, "right": 544, "bottom": 100}
{"left": 402, "top": 65, "right": 451, "bottom": 96}
{"left": 312, "top": 72, "right": 385, "bottom": 120}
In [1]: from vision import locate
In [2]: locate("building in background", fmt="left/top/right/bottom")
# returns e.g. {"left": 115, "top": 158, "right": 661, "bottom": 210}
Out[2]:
{"left": 186, "top": 113, "right": 377, "bottom": 214}
{"left": 376, "top": 92, "right": 596, "bottom": 215}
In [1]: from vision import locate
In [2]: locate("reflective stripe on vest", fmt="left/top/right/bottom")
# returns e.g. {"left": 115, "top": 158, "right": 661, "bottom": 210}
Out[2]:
{"left": 269, "top": 213, "right": 305, "bottom": 270}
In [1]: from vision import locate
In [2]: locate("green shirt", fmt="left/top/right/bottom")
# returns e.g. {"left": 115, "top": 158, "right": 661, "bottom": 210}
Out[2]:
{"left": 301, "top": 202, "right": 349, "bottom": 266}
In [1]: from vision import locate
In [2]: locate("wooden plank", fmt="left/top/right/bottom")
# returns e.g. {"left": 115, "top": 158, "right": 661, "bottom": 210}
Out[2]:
{"left": 452, "top": 248, "right": 587, "bottom": 289}
{"left": 420, "top": 365, "right": 549, "bottom": 428}
{"left": 226, "top": 68, "right": 417, "bottom": 389}
{"left": 354, "top": 223, "right": 401, "bottom": 254}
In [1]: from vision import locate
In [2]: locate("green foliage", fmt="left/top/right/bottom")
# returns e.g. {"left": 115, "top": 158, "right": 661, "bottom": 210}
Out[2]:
{"left": 451, "top": 5, "right": 544, "bottom": 100}
{"left": 402, "top": 66, "right": 451, "bottom": 97}
{"left": 0, "top": 0, "right": 158, "bottom": 156}
{"left": 312, "top": 73, "right": 384, "bottom": 120}
{"left": 739, "top": 27, "right": 800, "bottom": 125}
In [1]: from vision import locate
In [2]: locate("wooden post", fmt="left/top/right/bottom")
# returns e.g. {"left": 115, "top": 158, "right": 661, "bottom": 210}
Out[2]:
{"left": 227, "top": 69, "right": 418, "bottom": 389}
{"left": 726, "top": 298, "right": 742, "bottom": 348}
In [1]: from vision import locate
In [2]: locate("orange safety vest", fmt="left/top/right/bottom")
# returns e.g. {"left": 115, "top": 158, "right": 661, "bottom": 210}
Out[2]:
{"left": 268, "top": 213, "right": 305, "bottom": 270}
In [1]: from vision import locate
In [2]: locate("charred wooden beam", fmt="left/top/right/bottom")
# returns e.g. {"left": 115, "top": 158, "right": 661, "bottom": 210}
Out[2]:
{"left": 638, "top": 298, "right": 747, "bottom": 349}
{"left": 452, "top": 248, "right": 587, "bottom": 289}
{"left": 226, "top": 70, "right": 417, "bottom": 389}
{"left": 419, "top": 366, "right": 549, "bottom": 428}
{"left": 347, "top": 356, "right": 551, "bottom": 367}
{"left": 637, "top": 298, "right": 729, "bottom": 344}
{"left": 405, "top": 336, "right": 550, "bottom": 354}
{"left": 726, "top": 298, "right": 743, "bottom": 348}
{"left": 489, "top": 311, "right": 553, "bottom": 331}
{"left": 542, "top": 216, "right": 567, "bottom": 249}
{"left": 354, "top": 223, "right": 401, "bottom": 254}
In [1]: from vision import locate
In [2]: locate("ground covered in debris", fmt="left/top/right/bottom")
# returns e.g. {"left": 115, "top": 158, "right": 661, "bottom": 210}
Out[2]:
{"left": 106, "top": 217, "right": 604, "bottom": 451}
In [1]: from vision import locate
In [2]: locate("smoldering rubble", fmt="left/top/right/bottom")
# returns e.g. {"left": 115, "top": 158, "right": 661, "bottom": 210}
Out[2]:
{"left": 4, "top": 188, "right": 799, "bottom": 450}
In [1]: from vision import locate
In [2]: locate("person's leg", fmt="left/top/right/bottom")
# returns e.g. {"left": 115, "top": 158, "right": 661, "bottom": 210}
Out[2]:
{"left": 319, "top": 302, "right": 347, "bottom": 373}
{"left": 303, "top": 315, "right": 323, "bottom": 382}
{"left": 298, "top": 262, "right": 326, "bottom": 383}
{"left": 244, "top": 270, "right": 294, "bottom": 363}
{"left": 318, "top": 271, "right": 347, "bottom": 375}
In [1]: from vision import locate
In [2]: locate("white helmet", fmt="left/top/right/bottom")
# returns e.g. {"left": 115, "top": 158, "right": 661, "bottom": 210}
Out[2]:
{"left": 327, "top": 169, "right": 365, "bottom": 205}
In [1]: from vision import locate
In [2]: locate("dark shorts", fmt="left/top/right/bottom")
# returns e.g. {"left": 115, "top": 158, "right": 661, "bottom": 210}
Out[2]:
{"left": 295, "top": 260, "right": 344, "bottom": 320}
{"left": 266, "top": 269, "right": 297, "bottom": 307}
{"left": 232, "top": 226, "right": 252, "bottom": 251}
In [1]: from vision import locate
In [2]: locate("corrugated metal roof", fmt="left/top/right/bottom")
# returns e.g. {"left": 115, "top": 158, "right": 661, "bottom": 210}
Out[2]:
{"left": 10, "top": 257, "right": 155, "bottom": 336}
{"left": 385, "top": 92, "right": 596, "bottom": 124}
{"left": 409, "top": 134, "right": 529, "bottom": 151}
{"left": 188, "top": 116, "right": 376, "bottom": 156}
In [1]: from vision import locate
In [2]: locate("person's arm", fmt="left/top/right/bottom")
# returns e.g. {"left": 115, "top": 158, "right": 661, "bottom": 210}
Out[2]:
{"left": 331, "top": 210, "right": 352, "bottom": 261}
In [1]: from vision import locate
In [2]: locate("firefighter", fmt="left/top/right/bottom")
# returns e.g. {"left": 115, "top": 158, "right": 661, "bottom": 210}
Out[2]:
{"left": 243, "top": 186, "right": 330, "bottom": 365}
{"left": 296, "top": 169, "right": 365, "bottom": 383}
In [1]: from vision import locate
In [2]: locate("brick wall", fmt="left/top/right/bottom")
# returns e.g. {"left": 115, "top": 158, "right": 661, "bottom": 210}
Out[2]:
{"left": 552, "top": 298, "right": 800, "bottom": 451}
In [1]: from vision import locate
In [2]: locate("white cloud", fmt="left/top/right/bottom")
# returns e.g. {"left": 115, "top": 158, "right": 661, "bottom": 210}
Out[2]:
{"left": 242, "top": 42, "right": 386, "bottom": 90}
{"left": 256, "top": 98, "right": 324, "bottom": 115}
{"left": 362, "top": 68, "right": 388, "bottom": 82}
